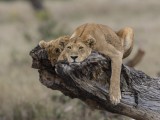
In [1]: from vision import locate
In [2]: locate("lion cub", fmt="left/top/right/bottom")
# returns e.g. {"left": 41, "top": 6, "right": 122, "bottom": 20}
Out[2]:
{"left": 39, "top": 36, "right": 70, "bottom": 65}
{"left": 58, "top": 23, "right": 134, "bottom": 105}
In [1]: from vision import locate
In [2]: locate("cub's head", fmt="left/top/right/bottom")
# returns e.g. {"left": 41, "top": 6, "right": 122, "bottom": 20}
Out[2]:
{"left": 60, "top": 37, "right": 95, "bottom": 64}
{"left": 39, "top": 36, "right": 70, "bottom": 65}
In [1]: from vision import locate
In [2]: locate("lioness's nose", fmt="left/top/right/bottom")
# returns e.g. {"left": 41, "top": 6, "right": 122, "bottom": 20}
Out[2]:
{"left": 71, "top": 56, "right": 78, "bottom": 60}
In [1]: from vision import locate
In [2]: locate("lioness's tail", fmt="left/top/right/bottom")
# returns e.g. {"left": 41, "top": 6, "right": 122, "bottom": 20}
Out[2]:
{"left": 116, "top": 27, "right": 134, "bottom": 58}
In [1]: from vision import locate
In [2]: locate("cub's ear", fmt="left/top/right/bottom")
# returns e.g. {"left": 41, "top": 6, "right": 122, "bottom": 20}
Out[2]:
{"left": 85, "top": 36, "right": 96, "bottom": 48}
{"left": 59, "top": 36, "right": 70, "bottom": 48}
{"left": 39, "top": 40, "right": 49, "bottom": 48}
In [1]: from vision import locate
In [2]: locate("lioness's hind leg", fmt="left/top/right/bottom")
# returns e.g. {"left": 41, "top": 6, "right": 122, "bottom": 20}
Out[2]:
{"left": 116, "top": 27, "right": 134, "bottom": 58}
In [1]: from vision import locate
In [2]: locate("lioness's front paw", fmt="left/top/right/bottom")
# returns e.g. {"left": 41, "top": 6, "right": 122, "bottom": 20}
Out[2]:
{"left": 109, "top": 89, "right": 121, "bottom": 105}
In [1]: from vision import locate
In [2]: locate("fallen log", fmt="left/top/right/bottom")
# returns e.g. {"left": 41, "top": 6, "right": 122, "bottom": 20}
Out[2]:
{"left": 30, "top": 45, "right": 160, "bottom": 120}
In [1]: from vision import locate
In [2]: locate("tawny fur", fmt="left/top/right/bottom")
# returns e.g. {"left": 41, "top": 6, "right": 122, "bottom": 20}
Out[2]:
{"left": 39, "top": 35, "right": 70, "bottom": 65}
{"left": 58, "top": 23, "right": 134, "bottom": 105}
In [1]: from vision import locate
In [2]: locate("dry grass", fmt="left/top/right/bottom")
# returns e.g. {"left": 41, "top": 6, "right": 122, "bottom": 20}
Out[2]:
{"left": 0, "top": 0, "right": 160, "bottom": 120}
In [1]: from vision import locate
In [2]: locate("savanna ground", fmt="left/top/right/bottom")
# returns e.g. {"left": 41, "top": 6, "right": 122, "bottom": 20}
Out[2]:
{"left": 0, "top": 0, "right": 160, "bottom": 120}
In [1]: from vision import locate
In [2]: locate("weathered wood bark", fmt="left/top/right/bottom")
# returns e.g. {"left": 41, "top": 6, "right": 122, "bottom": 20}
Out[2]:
{"left": 30, "top": 45, "right": 160, "bottom": 120}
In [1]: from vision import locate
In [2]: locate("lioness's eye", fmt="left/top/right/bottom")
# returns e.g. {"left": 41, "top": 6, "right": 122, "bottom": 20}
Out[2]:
{"left": 79, "top": 46, "right": 83, "bottom": 49}
{"left": 67, "top": 46, "right": 71, "bottom": 49}
{"left": 55, "top": 48, "right": 60, "bottom": 53}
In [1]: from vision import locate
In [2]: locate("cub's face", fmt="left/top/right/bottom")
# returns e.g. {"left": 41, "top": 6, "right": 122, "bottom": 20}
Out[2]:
{"left": 39, "top": 36, "right": 69, "bottom": 65}
{"left": 44, "top": 42, "right": 62, "bottom": 64}
{"left": 63, "top": 38, "right": 92, "bottom": 64}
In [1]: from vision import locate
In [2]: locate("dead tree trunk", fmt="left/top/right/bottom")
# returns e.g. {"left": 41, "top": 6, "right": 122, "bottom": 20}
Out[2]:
{"left": 30, "top": 45, "right": 160, "bottom": 120}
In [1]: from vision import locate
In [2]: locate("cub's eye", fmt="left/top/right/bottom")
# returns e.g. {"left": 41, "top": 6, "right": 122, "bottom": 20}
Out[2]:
{"left": 67, "top": 46, "right": 71, "bottom": 49}
{"left": 55, "top": 48, "right": 60, "bottom": 53}
{"left": 79, "top": 46, "right": 84, "bottom": 49}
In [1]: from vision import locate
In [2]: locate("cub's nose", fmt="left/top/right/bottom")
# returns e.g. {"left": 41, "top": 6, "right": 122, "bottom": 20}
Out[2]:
{"left": 71, "top": 56, "right": 78, "bottom": 60}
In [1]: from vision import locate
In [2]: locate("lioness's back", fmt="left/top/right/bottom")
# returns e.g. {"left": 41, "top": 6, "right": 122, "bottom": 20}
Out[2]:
{"left": 74, "top": 23, "right": 122, "bottom": 51}
{"left": 96, "top": 24, "right": 122, "bottom": 51}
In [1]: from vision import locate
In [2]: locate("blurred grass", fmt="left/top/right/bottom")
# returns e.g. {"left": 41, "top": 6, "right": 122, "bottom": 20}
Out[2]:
{"left": 0, "top": 0, "right": 160, "bottom": 120}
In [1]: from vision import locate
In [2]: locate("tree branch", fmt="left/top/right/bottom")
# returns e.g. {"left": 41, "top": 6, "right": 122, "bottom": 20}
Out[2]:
{"left": 126, "top": 48, "right": 145, "bottom": 67}
{"left": 30, "top": 45, "right": 160, "bottom": 120}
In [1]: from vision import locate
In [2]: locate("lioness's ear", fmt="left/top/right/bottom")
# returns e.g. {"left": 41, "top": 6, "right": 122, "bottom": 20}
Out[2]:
{"left": 39, "top": 40, "right": 49, "bottom": 48}
{"left": 85, "top": 36, "right": 96, "bottom": 48}
{"left": 59, "top": 36, "right": 70, "bottom": 48}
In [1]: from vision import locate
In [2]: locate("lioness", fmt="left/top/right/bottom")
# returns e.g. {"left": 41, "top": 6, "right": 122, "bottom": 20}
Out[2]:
{"left": 39, "top": 36, "right": 70, "bottom": 65}
{"left": 58, "top": 23, "right": 134, "bottom": 105}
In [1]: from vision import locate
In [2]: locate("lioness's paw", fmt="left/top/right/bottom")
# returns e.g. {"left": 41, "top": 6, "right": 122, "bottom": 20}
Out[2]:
{"left": 109, "top": 89, "right": 121, "bottom": 105}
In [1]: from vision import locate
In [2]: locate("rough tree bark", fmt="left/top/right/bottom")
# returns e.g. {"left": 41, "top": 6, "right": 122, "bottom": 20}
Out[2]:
{"left": 30, "top": 45, "right": 160, "bottom": 120}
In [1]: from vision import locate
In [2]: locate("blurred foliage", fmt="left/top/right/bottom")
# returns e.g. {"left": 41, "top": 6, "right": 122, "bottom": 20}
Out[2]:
{"left": 0, "top": 102, "right": 52, "bottom": 120}
{"left": 0, "top": 0, "right": 15, "bottom": 1}
{"left": 35, "top": 9, "right": 68, "bottom": 40}
{"left": 35, "top": 10, "right": 49, "bottom": 20}
{"left": 0, "top": 0, "right": 25, "bottom": 1}
{"left": 38, "top": 19, "right": 68, "bottom": 40}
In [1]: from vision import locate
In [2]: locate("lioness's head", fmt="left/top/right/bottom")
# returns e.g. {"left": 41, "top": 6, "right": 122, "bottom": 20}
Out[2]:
{"left": 39, "top": 36, "right": 70, "bottom": 65}
{"left": 61, "top": 37, "right": 95, "bottom": 64}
